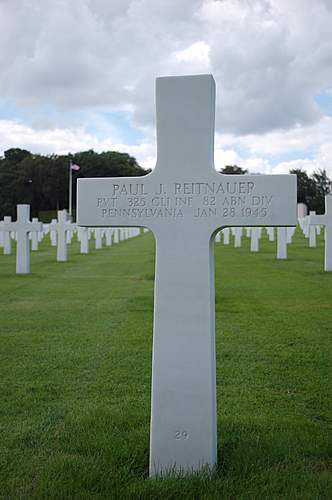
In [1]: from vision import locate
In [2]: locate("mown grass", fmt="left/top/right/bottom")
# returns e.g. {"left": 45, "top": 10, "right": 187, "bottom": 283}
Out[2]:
{"left": 0, "top": 229, "right": 331, "bottom": 499}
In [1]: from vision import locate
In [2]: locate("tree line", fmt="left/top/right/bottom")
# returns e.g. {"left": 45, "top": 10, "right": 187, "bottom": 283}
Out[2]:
{"left": 0, "top": 150, "right": 330, "bottom": 219}
{"left": 0, "top": 148, "right": 149, "bottom": 219}
{"left": 221, "top": 165, "right": 331, "bottom": 213}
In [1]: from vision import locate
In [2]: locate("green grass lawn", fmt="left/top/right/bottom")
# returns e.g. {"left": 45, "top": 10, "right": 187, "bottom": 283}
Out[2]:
{"left": 0, "top": 229, "right": 331, "bottom": 499}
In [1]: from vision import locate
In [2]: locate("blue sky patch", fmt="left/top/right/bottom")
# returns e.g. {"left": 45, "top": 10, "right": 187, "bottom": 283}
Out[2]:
{"left": 315, "top": 91, "right": 332, "bottom": 116}
{"left": 86, "top": 111, "right": 145, "bottom": 144}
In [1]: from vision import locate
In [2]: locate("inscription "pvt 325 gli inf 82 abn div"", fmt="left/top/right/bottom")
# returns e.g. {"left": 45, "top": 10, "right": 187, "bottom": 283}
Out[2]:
{"left": 96, "top": 181, "right": 273, "bottom": 219}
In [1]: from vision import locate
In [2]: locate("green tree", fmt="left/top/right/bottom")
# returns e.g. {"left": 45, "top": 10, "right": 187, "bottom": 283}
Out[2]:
{"left": 4, "top": 148, "right": 31, "bottom": 163}
{"left": 290, "top": 168, "right": 331, "bottom": 214}
{"left": 0, "top": 148, "right": 149, "bottom": 219}
{"left": 220, "top": 165, "right": 248, "bottom": 175}
{"left": 289, "top": 169, "right": 315, "bottom": 206}
{"left": 311, "top": 169, "right": 331, "bottom": 213}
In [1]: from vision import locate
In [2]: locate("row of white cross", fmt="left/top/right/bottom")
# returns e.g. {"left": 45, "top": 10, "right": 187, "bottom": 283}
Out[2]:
{"left": 1, "top": 201, "right": 330, "bottom": 275}
{"left": 1, "top": 75, "right": 331, "bottom": 476}
{"left": 215, "top": 212, "right": 328, "bottom": 262}
{"left": 298, "top": 197, "right": 332, "bottom": 271}
{"left": 0, "top": 205, "right": 142, "bottom": 274}
{"left": 215, "top": 225, "right": 295, "bottom": 258}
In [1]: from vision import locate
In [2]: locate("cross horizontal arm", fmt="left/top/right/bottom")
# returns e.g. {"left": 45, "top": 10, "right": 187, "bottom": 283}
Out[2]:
{"left": 77, "top": 172, "right": 297, "bottom": 232}
{"left": 49, "top": 222, "right": 71, "bottom": 232}
{"left": 2, "top": 221, "right": 41, "bottom": 232}
{"left": 1, "top": 222, "right": 15, "bottom": 232}
{"left": 308, "top": 214, "right": 326, "bottom": 226}
{"left": 27, "top": 222, "right": 42, "bottom": 232}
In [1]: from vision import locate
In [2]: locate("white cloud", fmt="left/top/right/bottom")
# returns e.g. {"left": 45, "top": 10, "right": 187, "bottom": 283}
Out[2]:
{"left": 2, "top": 113, "right": 332, "bottom": 178}
{"left": 1, "top": 0, "right": 331, "bottom": 131}
{"left": 215, "top": 115, "right": 332, "bottom": 176}
{"left": 0, "top": 118, "right": 156, "bottom": 170}
{"left": 174, "top": 42, "right": 210, "bottom": 67}
{"left": 0, "top": 0, "right": 332, "bottom": 177}
{"left": 226, "top": 116, "right": 332, "bottom": 157}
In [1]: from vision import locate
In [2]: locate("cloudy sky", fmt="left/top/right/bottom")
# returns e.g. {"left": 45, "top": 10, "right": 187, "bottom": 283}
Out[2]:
{"left": 1, "top": 0, "right": 332, "bottom": 175}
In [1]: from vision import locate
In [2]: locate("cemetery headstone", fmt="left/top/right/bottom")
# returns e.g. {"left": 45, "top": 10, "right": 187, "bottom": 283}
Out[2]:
{"left": 94, "top": 228, "right": 103, "bottom": 249}
{"left": 2, "top": 216, "right": 12, "bottom": 255}
{"left": 50, "top": 219, "right": 57, "bottom": 246}
{"left": 250, "top": 227, "right": 261, "bottom": 252}
{"left": 266, "top": 226, "right": 274, "bottom": 241}
{"left": 308, "top": 194, "right": 332, "bottom": 271}
{"left": 277, "top": 226, "right": 287, "bottom": 259}
{"left": 286, "top": 226, "right": 296, "bottom": 244}
{"left": 113, "top": 229, "right": 119, "bottom": 244}
{"left": 77, "top": 74, "right": 297, "bottom": 475}
{"left": 233, "top": 226, "right": 242, "bottom": 248}
{"left": 223, "top": 227, "right": 230, "bottom": 245}
{"left": 50, "top": 210, "right": 71, "bottom": 262}
{"left": 31, "top": 217, "right": 40, "bottom": 251}
{"left": 297, "top": 202, "right": 308, "bottom": 218}
{"left": 2, "top": 205, "right": 41, "bottom": 273}
{"left": 308, "top": 211, "right": 317, "bottom": 248}
{"left": 78, "top": 227, "right": 89, "bottom": 254}
{"left": 105, "top": 228, "right": 113, "bottom": 246}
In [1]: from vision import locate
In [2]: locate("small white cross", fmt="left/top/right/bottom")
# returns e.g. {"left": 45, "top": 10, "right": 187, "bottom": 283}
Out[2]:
{"left": 50, "top": 210, "right": 72, "bottom": 262}
{"left": 308, "top": 195, "right": 332, "bottom": 271}
{"left": 2, "top": 205, "right": 41, "bottom": 273}
{"left": 1, "top": 216, "right": 13, "bottom": 255}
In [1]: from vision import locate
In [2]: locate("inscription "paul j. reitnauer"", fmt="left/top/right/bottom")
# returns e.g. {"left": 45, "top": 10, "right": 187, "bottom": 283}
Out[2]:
{"left": 104, "top": 181, "right": 256, "bottom": 197}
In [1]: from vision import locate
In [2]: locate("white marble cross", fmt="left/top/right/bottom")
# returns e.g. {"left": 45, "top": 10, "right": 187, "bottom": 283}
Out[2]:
{"left": 2, "top": 205, "right": 41, "bottom": 273}
{"left": 266, "top": 226, "right": 275, "bottom": 241}
{"left": 31, "top": 217, "right": 40, "bottom": 251}
{"left": 105, "top": 228, "right": 113, "bottom": 246}
{"left": 286, "top": 226, "right": 296, "bottom": 244}
{"left": 113, "top": 229, "right": 119, "bottom": 244}
{"left": 223, "top": 227, "right": 230, "bottom": 245}
{"left": 1, "top": 216, "right": 13, "bottom": 255}
{"left": 232, "top": 226, "right": 243, "bottom": 248}
{"left": 277, "top": 226, "right": 287, "bottom": 259}
{"left": 250, "top": 227, "right": 261, "bottom": 252}
{"left": 50, "top": 210, "right": 71, "bottom": 262}
{"left": 308, "top": 211, "right": 317, "bottom": 248}
{"left": 78, "top": 226, "right": 89, "bottom": 254}
{"left": 50, "top": 219, "right": 57, "bottom": 246}
{"left": 77, "top": 75, "right": 297, "bottom": 476}
{"left": 308, "top": 195, "right": 332, "bottom": 271}
{"left": 94, "top": 228, "right": 103, "bottom": 249}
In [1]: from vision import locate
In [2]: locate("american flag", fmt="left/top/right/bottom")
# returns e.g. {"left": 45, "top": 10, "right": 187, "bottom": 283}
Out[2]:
{"left": 70, "top": 163, "right": 80, "bottom": 171}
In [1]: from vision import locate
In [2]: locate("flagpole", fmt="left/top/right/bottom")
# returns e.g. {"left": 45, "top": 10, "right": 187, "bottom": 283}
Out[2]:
{"left": 69, "top": 160, "right": 72, "bottom": 219}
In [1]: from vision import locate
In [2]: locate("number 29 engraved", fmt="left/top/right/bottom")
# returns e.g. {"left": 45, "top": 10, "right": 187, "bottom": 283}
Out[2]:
{"left": 175, "top": 430, "right": 189, "bottom": 440}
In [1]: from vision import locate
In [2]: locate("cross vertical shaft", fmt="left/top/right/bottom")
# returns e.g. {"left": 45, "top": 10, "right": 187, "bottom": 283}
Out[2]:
{"left": 308, "top": 195, "right": 332, "bottom": 271}
{"left": 150, "top": 227, "right": 217, "bottom": 475}
{"left": 16, "top": 205, "right": 30, "bottom": 273}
